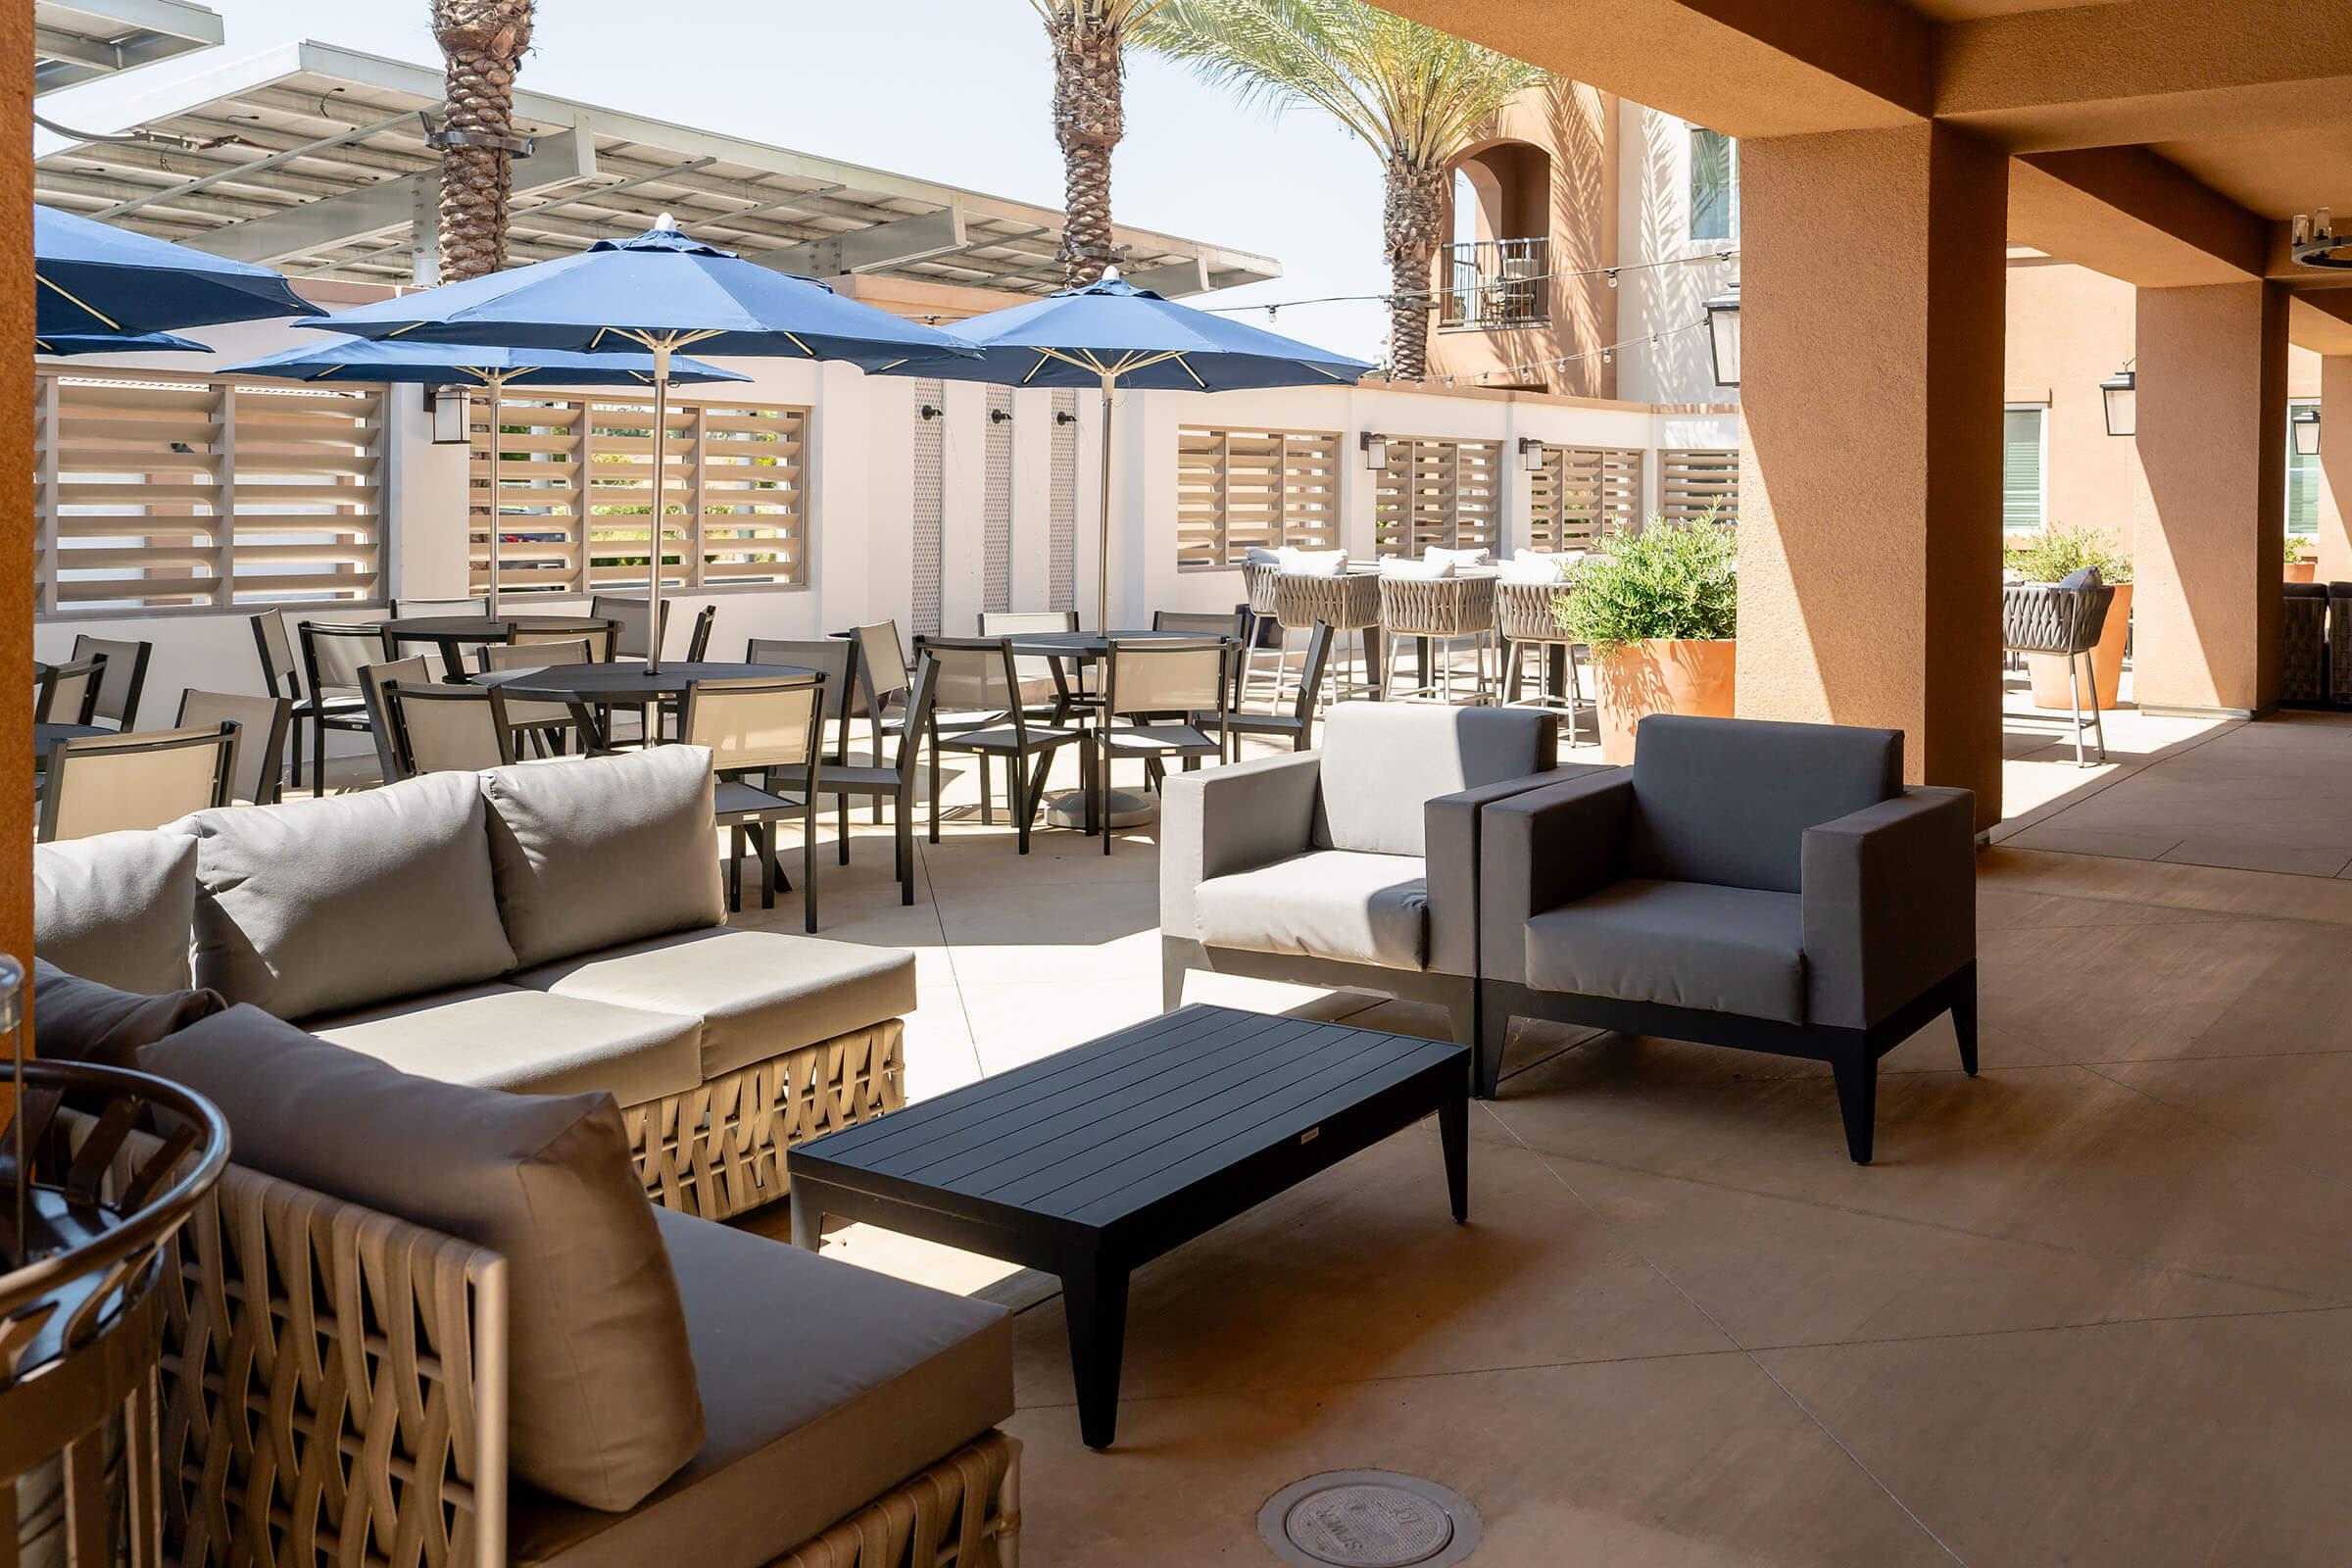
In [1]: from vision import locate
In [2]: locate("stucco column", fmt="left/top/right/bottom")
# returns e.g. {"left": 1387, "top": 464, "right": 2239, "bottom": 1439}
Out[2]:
{"left": 2316, "top": 356, "right": 2352, "bottom": 583}
{"left": 2130, "top": 282, "right": 2287, "bottom": 716}
{"left": 1735, "top": 122, "right": 2008, "bottom": 830}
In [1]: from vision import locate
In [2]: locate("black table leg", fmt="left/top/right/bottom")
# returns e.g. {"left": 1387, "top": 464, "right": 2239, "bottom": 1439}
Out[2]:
{"left": 1439, "top": 1086, "right": 1469, "bottom": 1223}
{"left": 1061, "top": 1250, "right": 1130, "bottom": 1449}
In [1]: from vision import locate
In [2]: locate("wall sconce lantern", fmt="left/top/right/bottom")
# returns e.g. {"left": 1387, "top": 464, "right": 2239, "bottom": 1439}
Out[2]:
{"left": 425, "top": 384, "right": 469, "bottom": 445}
{"left": 1702, "top": 287, "right": 1741, "bottom": 387}
{"left": 1518, "top": 436, "right": 1547, "bottom": 472}
{"left": 2293, "top": 404, "right": 2322, "bottom": 457}
{"left": 2099, "top": 366, "right": 2136, "bottom": 438}
{"left": 1360, "top": 431, "right": 1389, "bottom": 470}
{"left": 989, "top": 408, "right": 1013, "bottom": 425}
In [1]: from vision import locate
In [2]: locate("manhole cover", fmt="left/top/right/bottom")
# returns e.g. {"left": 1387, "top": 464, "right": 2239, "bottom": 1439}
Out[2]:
{"left": 1257, "top": 1471, "right": 1481, "bottom": 1568}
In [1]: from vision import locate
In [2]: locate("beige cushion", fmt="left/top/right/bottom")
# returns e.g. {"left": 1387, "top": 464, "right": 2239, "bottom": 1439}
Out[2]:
{"left": 139, "top": 1005, "right": 705, "bottom": 1513}
{"left": 31, "top": 957, "right": 221, "bottom": 1070}
{"left": 512, "top": 928, "right": 916, "bottom": 1081}
{"left": 481, "top": 748, "right": 726, "bottom": 968}
{"left": 310, "top": 983, "right": 703, "bottom": 1106}
{"left": 1194, "top": 849, "right": 1430, "bottom": 971}
{"left": 1312, "top": 703, "right": 1550, "bottom": 858}
{"left": 170, "top": 773, "right": 515, "bottom": 1021}
{"left": 33, "top": 829, "right": 197, "bottom": 994}
{"left": 513, "top": 1207, "right": 1010, "bottom": 1568}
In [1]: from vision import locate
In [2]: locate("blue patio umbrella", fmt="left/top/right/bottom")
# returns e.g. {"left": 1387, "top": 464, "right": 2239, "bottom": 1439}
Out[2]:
{"left": 318, "top": 215, "right": 977, "bottom": 666}
{"left": 901, "top": 270, "right": 1373, "bottom": 630}
{"left": 35, "top": 204, "right": 323, "bottom": 336}
{"left": 35, "top": 330, "right": 210, "bottom": 356}
{"left": 225, "top": 336, "right": 749, "bottom": 615}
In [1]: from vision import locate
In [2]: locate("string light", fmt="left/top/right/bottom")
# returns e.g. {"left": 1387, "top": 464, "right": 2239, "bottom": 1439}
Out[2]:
{"left": 1203, "top": 249, "right": 1739, "bottom": 316}
{"left": 1419, "top": 318, "right": 1711, "bottom": 386}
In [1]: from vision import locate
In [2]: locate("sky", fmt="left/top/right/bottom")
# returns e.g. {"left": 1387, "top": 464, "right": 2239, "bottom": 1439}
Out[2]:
{"left": 38, "top": 0, "right": 1401, "bottom": 360}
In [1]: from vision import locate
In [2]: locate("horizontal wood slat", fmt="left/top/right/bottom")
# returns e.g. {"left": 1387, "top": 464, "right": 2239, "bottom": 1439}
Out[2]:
{"left": 1175, "top": 425, "right": 1340, "bottom": 569}
{"left": 36, "top": 368, "right": 386, "bottom": 616}
{"left": 1374, "top": 436, "right": 1500, "bottom": 558}
{"left": 473, "top": 391, "right": 809, "bottom": 596}
{"left": 1659, "top": 448, "right": 1739, "bottom": 526}
{"left": 1528, "top": 444, "right": 1642, "bottom": 552}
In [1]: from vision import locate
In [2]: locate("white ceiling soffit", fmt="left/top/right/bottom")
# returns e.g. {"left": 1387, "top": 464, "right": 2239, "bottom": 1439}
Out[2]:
{"left": 34, "top": 0, "right": 223, "bottom": 94}
{"left": 30, "top": 39, "right": 1283, "bottom": 297}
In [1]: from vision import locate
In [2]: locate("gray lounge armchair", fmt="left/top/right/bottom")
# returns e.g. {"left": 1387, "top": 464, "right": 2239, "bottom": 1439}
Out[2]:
{"left": 1160, "top": 702, "right": 1563, "bottom": 1046}
{"left": 1478, "top": 714, "right": 1977, "bottom": 1162}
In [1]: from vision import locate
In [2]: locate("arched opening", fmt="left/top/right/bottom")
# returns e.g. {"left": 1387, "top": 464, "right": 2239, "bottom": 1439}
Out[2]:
{"left": 1442, "top": 140, "right": 1551, "bottom": 331}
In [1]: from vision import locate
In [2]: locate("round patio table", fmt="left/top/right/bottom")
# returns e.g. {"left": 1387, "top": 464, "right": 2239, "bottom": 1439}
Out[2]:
{"left": 370, "top": 613, "right": 617, "bottom": 679}
{"left": 996, "top": 629, "right": 1240, "bottom": 830}
{"left": 473, "top": 659, "right": 822, "bottom": 752}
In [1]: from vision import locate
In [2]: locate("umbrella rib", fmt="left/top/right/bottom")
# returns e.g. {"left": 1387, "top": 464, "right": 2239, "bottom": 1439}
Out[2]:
{"left": 1171, "top": 354, "right": 1208, "bottom": 390}
{"left": 36, "top": 275, "right": 122, "bottom": 332}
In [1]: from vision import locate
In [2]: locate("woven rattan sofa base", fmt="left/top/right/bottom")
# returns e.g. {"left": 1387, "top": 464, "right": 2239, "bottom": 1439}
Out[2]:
{"left": 773, "top": 1433, "right": 1021, "bottom": 1568}
{"left": 628, "top": 1019, "right": 906, "bottom": 1220}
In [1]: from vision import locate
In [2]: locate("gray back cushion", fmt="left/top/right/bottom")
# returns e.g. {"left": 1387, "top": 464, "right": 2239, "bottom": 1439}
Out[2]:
{"left": 480, "top": 748, "right": 725, "bottom": 969}
{"left": 170, "top": 772, "right": 516, "bottom": 1021}
{"left": 140, "top": 1004, "right": 706, "bottom": 1512}
{"left": 1313, "top": 704, "right": 1551, "bottom": 858}
{"left": 32, "top": 957, "right": 221, "bottom": 1069}
{"left": 34, "top": 829, "right": 198, "bottom": 994}
{"left": 1628, "top": 715, "right": 1902, "bottom": 893}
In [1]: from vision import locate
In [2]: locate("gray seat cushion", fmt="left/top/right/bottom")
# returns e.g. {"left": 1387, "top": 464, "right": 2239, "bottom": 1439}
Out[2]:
{"left": 511, "top": 928, "right": 916, "bottom": 1081}
{"left": 33, "top": 829, "right": 198, "bottom": 994}
{"left": 481, "top": 748, "right": 727, "bottom": 969}
{"left": 140, "top": 1005, "right": 705, "bottom": 1513}
{"left": 1628, "top": 715, "right": 1901, "bottom": 894}
{"left": 1525, "top": 878, "right": 1809, "bottom": 1024}
{"left": 1194, "top": 849, "right": 1431, "bottom": 971}
{"left": 512, "top": 1206, "right": 1011, "bottom": 1568}
{"left": 309, "top": 983, "right": 704, "bottom": 1106}
{"left": 1313, "top": 703, "right": 1550, "bottom": 858}
{"left": 170, "top": 772, "right": 516, "bottom": 1021}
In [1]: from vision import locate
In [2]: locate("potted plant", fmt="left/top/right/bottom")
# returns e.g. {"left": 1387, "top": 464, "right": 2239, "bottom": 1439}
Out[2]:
{"left": 2004, "top": 526, "right": 2133, "bottom": 710}
{"left": 1555, "top": 516, "right": 1738, "bottom": 763}
{"left": 2286, "top": 532, "right": 2318, "bottom": 584}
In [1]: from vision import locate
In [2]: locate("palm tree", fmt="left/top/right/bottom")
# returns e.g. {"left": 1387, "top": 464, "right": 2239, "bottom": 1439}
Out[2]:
{"left": 431, "top": 0, "right": 535, "bottom": 282}
{"left": 1137, "top": 0, "right": 1543, "bottom": 378}
{"left": 1031, "top": 1, "right": 1170, "bottom": 288}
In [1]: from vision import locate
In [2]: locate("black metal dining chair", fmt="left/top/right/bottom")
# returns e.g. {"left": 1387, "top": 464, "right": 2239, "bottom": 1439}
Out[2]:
{"left": 1095, "top": 638, "right": 1232, "bottom": 855}
{"left": 37, "top": 723, "right": 236, "bottom": 842}
{"left": 811, "top": 655, "right": 940, "bottom": 906}
{"left": 748, "top": 637, "right": 858, "bottom": 863}
{"left": 175, "top": 689, "right": 294, "bottom": 806}
{"left": 293, "top": 621, "right": 395, "bottom": 793}
{"left": 679, "top": 674, "right": 826, "bottom": 932}
{"left": 379, "top": 682, "right": 519, "bottom": 778}
{"left": 916, "top": 636, "right": 1088, "bottom": 854}
{"left": 68, "top": 634, "right": 151, "bottom": 730}
{"left": 34, "top": 653, "right": 107, "bottom": 726}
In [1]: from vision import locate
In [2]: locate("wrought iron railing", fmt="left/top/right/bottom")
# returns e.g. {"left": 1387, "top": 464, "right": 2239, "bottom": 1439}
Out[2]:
{"left": 1439, "top": 238, "right": 1550, "bottom": 330}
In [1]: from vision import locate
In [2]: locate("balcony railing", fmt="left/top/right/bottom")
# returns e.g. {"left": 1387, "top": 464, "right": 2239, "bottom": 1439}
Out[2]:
{"left": 1439, "top": 237, "right": 1550, "bottom": 330}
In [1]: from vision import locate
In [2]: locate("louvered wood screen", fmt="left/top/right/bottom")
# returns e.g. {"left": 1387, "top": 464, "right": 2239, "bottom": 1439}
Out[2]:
{"left": 1374, "top": 437, "right": 1501, "bottom": 557}
{"left": 472, "top": 392, "right": 808, "bottom": 597}
{"left": 1527, "top": 444, "right": 1642, "bottom": 551}
{"left": 1175, "top": 425, "right": 1341, "bottom": 568}
{"left": 34, "top": 368, "right": 386, "bottom": 614}
{"left": 1659, "top": 448, "right": 1740, "bottom": 525}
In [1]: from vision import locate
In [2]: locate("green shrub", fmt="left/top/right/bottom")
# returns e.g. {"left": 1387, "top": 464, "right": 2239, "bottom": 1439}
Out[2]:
{"left": 2288, "top": 532, "right": 2316, "bottom": 564}
{"left": 2004, "top": 525, "right": 2132, "bottom": 584}
{"left": 1554, "top": 516, "right": 1738, "bottom": 650}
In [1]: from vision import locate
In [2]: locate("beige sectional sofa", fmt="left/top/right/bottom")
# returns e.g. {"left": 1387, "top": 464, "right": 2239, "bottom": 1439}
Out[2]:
{"left": 32, "top": 745, "right": 913, "bottom": 1219}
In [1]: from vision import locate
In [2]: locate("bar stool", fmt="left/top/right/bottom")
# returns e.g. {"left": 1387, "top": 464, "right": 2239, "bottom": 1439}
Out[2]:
{"left": 1240, "top": 558, "right": 1285, "bottom": 707}
{"left": 1377, "top": 573, "right": 1496, "bottom": 703}
{"left": 1495, "top": 578, "right": 1589, "bottom": 742}
{"left": 1274, "top": 569, "right": 1382, "bottom": 707}
{"left": 2001, "top": 576, "right": 2115, "bottom": 765}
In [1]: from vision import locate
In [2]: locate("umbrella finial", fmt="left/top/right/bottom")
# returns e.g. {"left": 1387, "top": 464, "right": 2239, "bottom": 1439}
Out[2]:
{"left": 1102, "top": 263, "right": 1122, "bottom": 283}
{"left": 657, "top": 211, "right": 678, "bottom": 231}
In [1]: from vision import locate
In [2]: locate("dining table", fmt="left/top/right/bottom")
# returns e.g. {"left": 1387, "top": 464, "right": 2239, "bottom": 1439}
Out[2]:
{"left": 32, "top": 721, "right": 108, "bottom": 761}
{"left": 472, "top": 659, "right": 824, "bottom": 752}
{"left": 370, "top": 613, "right": 618, "bottom": 680}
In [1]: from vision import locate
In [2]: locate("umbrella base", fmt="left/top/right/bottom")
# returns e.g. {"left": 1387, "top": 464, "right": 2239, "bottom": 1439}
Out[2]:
{"left": 1046, "top": 787, "right": 1156, "bottom": 831}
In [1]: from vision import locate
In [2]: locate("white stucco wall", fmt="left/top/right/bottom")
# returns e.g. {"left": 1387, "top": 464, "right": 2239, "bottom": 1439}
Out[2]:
{"left": 1613, "top": 100, "right": 1740, "bottom": 409}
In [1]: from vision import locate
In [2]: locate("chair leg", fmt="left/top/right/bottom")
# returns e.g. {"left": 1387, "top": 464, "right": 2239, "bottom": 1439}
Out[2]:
{"left": 837, "top": 792, "right": 850, "bottom": 865}
{"left": 2068, "top": 657, "right": 2087, "bottom": 767}
{"left": 1475, "top": 990, "right": 1510, "bottom": 1101}
{"left": 2084, "top": 653, "right": 2108, "bottom": 762}
{"left": 927, "top": 730, "right": 942, "bottom": 844}
{"left": 1161, "top": 942, "right": 1188, "bottom": 1011}
{"left": 1503, "top": 642, "right": 1523, "bottom": 705}
{"left": 1830, "top": 1046, "right": 1877, "bottom": 1165}
{"left": 803, "top": 796, "right": 818, "bottom": 934}
{"left": 754, "top": 824, "right": 776, "bottom": 909}
{"left": 726, "top": 825, "right": 744, "bottom": 912}
{"left": 312, "top": 717, "right": 327, "bottom": 796}
{"left": 896, "top": 785, "right": 916, "bottom": 906}
{"left": 979, "top": 754, "right": 995, "bottom": 825}
{"left": 1017, "top": 753, "right": 1034, "bottom": 855}
{"left": 1953, "top": 986, "right": 1980, "bottom": 1077}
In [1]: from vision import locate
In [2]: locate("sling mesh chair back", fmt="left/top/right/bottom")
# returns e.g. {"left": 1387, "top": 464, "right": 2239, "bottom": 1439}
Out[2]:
{"left": 590, "top": 595, "right": 669, "bottom": 661}
{"left": 1097, "top": 637, "right": 1232, "bottom": 855}
{"left": 35, "top": 654, "right": 106, "bottom": 725}
{"left": 297, "top": 621, "right": 396, "bottom": 791}
{"left": 915, "top": 637, "right": 1085, "bottom": 853}
{"left": 357, "top": 656, "right": 435, "bottom": 784}
{"left": 477, "top": 638, "right": 594, "bottom": 753}
{"left": 38, "top": 723, "right": 236, "bottom": 841}
{"left": 68, "top": 634, "right": 152, "bottom": 729}
{"left": 175, "top": 689, "right": 294, "bottom": 806}
{"left": 682, "top": 675, "right": 826, "bottom": 930}
{"left": 514, "top": 622, "right": 616, "bottom": 659}
{"left": 750, "top": 638, "right": 858, "bottom": 864}
{"left": 977, "top": 611, "right": 1077, "bottom": 712}
{"left": 389, "top": 596, "right": 488, "bottom": 615}
{"left": 382, "top": 682, "right": 517, "bottom": 776}
{"left": 251, "top": 608, "right": 300, "bottom": 698}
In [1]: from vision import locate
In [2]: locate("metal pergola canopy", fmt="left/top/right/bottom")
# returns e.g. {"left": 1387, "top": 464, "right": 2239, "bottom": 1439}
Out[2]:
{"left": 35, "top": 0, "right": 223, "bottom": 94}
{"left": 31, "top": 39, "right": 1283, "bottom": 299}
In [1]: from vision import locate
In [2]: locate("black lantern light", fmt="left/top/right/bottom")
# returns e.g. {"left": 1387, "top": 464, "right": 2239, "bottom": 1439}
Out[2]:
{"left": 1702, "top": 287, "right": 1740, "bottom": 387}
{"left": 1518, "top": 436, "right": 1546, "bottom": 472}
{"left": 2293, "top": 404, "right": 2322, "bottom": 457}
{"left": 1360, "top": 430, "right": 1389, "bottom": 469}
{"left": 2100, "top": 365, "right": 2136, "bottom": 438}
{"left": 424, "top": 384, "right": 468, "bottom": 445}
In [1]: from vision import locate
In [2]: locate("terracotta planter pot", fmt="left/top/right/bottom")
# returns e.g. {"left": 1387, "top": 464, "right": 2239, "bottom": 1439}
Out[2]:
{"left": 1592, "top": 638, "right": 1737, "bottom": 764}
{"left": 2286, "top": 561, "right": 2317, "bottom": 584}
{"left": 2028, "top": 580, "right": 2132, "bottom": 710}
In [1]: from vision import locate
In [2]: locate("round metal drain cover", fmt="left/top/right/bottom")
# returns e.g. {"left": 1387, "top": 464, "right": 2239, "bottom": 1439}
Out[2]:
{"left": 1257, "top": 1471, "right": 1481, "bottom": 1568}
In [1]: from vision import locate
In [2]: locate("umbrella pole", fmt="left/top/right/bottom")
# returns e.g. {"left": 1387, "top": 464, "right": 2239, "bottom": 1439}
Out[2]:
{"left": 1097, "top": 373, "right": 1115, "bottom": 634}
{"left": 648, "top": 343, "right": 671, "bottom": 675}
{"left": 485, "top": 376, "right": 503, "bottom": 619}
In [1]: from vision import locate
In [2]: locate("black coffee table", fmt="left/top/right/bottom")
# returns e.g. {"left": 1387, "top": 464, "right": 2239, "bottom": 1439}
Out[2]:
{"left": 786, "top": 1004, "right": 1469, "bottom": 1449}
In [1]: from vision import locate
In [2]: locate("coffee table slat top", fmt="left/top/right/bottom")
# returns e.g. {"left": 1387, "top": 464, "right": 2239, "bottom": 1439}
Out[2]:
{"left": 793, "top": 1004, "right": 1460, "bottom": 1228}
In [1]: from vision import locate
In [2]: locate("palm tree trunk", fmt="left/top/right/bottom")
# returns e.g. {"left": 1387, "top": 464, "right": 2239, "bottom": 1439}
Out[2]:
{"left": 432, "top": 0, "right": 535, "bottom": 284}
{"left": 1047, "top": 9, "right": 1126, "bottom": 287}
{"left": 1384, "top": 156, "right": 1446, "bottom": 381}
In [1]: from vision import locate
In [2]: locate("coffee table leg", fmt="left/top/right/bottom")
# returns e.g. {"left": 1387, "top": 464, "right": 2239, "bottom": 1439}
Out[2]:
{"left": 1439, "top": 1089, "right": 1469, "bottom": 1223}
{"left": 789, "top": 1184, "right": 823, "bottom": 1251}
{"left": 1061, "top": 1251, "right": 1130, "bottom": 1450}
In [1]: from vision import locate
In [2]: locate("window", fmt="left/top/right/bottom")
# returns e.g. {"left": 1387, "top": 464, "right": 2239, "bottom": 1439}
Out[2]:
{"left": 1175, "top": 425, "right": 1340, "bottom": 568}
{"left": 2288, "top": 399, "right": 2321, "bottom": 538}
{"left": 1660, "top": 449, "right": 1740, "bottom": 525}
{"left": 34, "top": 368, "right": 387, "bottom": 615}
{"left": 2001, "top": 406, "right": 2046, "bottom": 531}
{"left": 472, "top": 390, "right": 809, "bottom": 596}
{"left": 1373, "top": 437, "right": 1502, "bottom": 557}
{"left": 1527, "top": 445, "right": 1642, "bottom": 550}
{"left": 1690, "top": 127, "right": 1739, "bottom": 243}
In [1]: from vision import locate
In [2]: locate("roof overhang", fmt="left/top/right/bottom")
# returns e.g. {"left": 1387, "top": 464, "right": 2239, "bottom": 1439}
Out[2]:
{"left": 31, "top": 39, "right": 1283, "bottom": 299}
{"left": 34, "top": 0, "right": 222, "bottom": 94}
